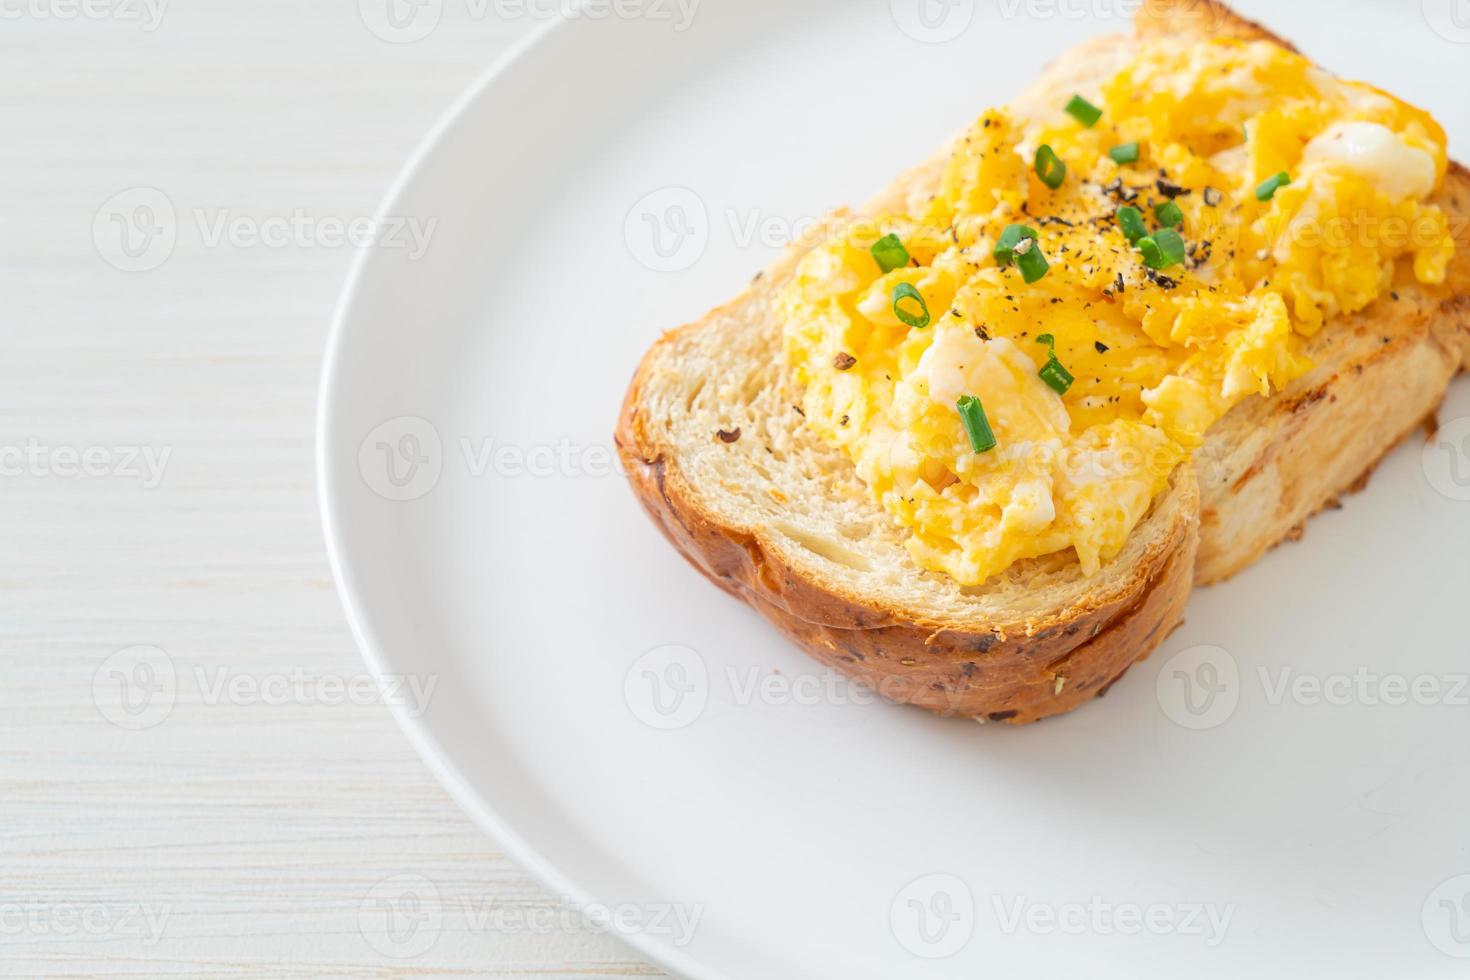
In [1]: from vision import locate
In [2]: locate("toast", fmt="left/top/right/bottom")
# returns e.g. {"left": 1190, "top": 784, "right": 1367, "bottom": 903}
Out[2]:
{"left": 617, "top": 0, "right": 1470, "bottom": 724}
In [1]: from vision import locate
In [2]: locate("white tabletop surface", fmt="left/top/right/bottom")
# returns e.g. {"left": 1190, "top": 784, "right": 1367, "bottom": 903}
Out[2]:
{"left": 2, "top": 2, "right": 663, "bottom": 975}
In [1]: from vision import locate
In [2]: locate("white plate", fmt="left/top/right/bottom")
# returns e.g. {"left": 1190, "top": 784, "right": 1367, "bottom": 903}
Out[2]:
{"left": 318, "top": 2, "right": 1470, "bottom": 976}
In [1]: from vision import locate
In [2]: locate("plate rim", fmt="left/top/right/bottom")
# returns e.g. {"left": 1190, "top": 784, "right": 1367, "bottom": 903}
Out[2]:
{"left": 315, "top": 3, "right": 1466, "bottom": 976}
{"left": 314, "top": 14, "right": 722, "bottom": 979}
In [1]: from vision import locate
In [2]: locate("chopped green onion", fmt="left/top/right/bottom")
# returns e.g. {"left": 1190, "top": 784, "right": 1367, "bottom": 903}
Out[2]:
{"left": 994, "top": 224, "right": 1047, "bottom": 282}
{"left": 1014, "top": 239, "right": 1050, "bottom": 284}
{"left": 891, "top": 282, "right": 931, "bottom": 329}
{"left": 1116, "top": 206, "right": 1148, "bottom": 245}
{"left": 1035, "top": 144, "right": 1067, "bottom": 189}
{"left": 1109, "top": 142, "right": 1140, "bottom": 165}
{"left": 956, "top": 395, "right": 997, "bottom": 454}
{"left": 1035, "top": 334, "right": 1075, "bottom": 395}
{"left": 1039, "top": 359, "right": 1075, "bottom": 396}
{"left": 1137, "top": 228, "right": 1187, "bottom": 269}
{"left": 993, "top": 224, "right": 1038, "bottom": 267}
{"left": 1065, "top": 95, "right": 1103, "bottom": 128}
{"left": 870, "top": 234, "right": 910, "bottom": 274}
{"left": 1255, "top": 171, "right": 1291, "bottom": 202}
{"left": 1154, "top": 200, "right": 1184, "bottom": 228}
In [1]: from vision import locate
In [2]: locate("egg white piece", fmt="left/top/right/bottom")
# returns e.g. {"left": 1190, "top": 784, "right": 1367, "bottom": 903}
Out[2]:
{"left": 1303, "top": 121, "right": 1436, "bottom": 200}
{"left": 915, "top": 329, "right": 1071, "bottom": 436}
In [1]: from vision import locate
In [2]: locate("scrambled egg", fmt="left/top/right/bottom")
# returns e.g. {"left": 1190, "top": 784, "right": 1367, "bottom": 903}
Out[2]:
{"left": 780, "top": 37, "right": 1455, "bottom": 587}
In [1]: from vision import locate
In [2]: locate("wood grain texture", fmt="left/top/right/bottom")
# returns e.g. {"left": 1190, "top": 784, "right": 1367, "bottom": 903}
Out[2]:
{"left": 0, "top": 3, "right": 664, "bottom": 976}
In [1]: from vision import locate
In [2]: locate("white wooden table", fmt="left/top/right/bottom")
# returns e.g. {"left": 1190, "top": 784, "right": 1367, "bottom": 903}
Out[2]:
{"left": 1, "top": 3, "right": 663, "bottom": 975}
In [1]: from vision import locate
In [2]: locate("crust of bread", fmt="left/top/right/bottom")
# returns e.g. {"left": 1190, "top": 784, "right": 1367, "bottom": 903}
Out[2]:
{"left": 1134, "top": 0, "right": 1298, "bottom": 50}
{"left": 627, "top": 456, "right": 1197, "bottom": 724}
{"left": 621, "top": 392, "right": 1198, "bottom": 725}
{"left": 617, "top": 0, "right": 1467, "bottom": 722}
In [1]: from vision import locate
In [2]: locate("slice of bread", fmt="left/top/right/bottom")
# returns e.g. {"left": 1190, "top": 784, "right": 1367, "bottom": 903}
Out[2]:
{"left": 616, "top": 0, "right": 1469, "bottom": 724}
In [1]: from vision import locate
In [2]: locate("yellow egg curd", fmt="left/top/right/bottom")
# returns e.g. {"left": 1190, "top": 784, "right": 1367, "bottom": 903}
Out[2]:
{"left": 780, "top": 37, "right": 1455, "bottom": 586}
